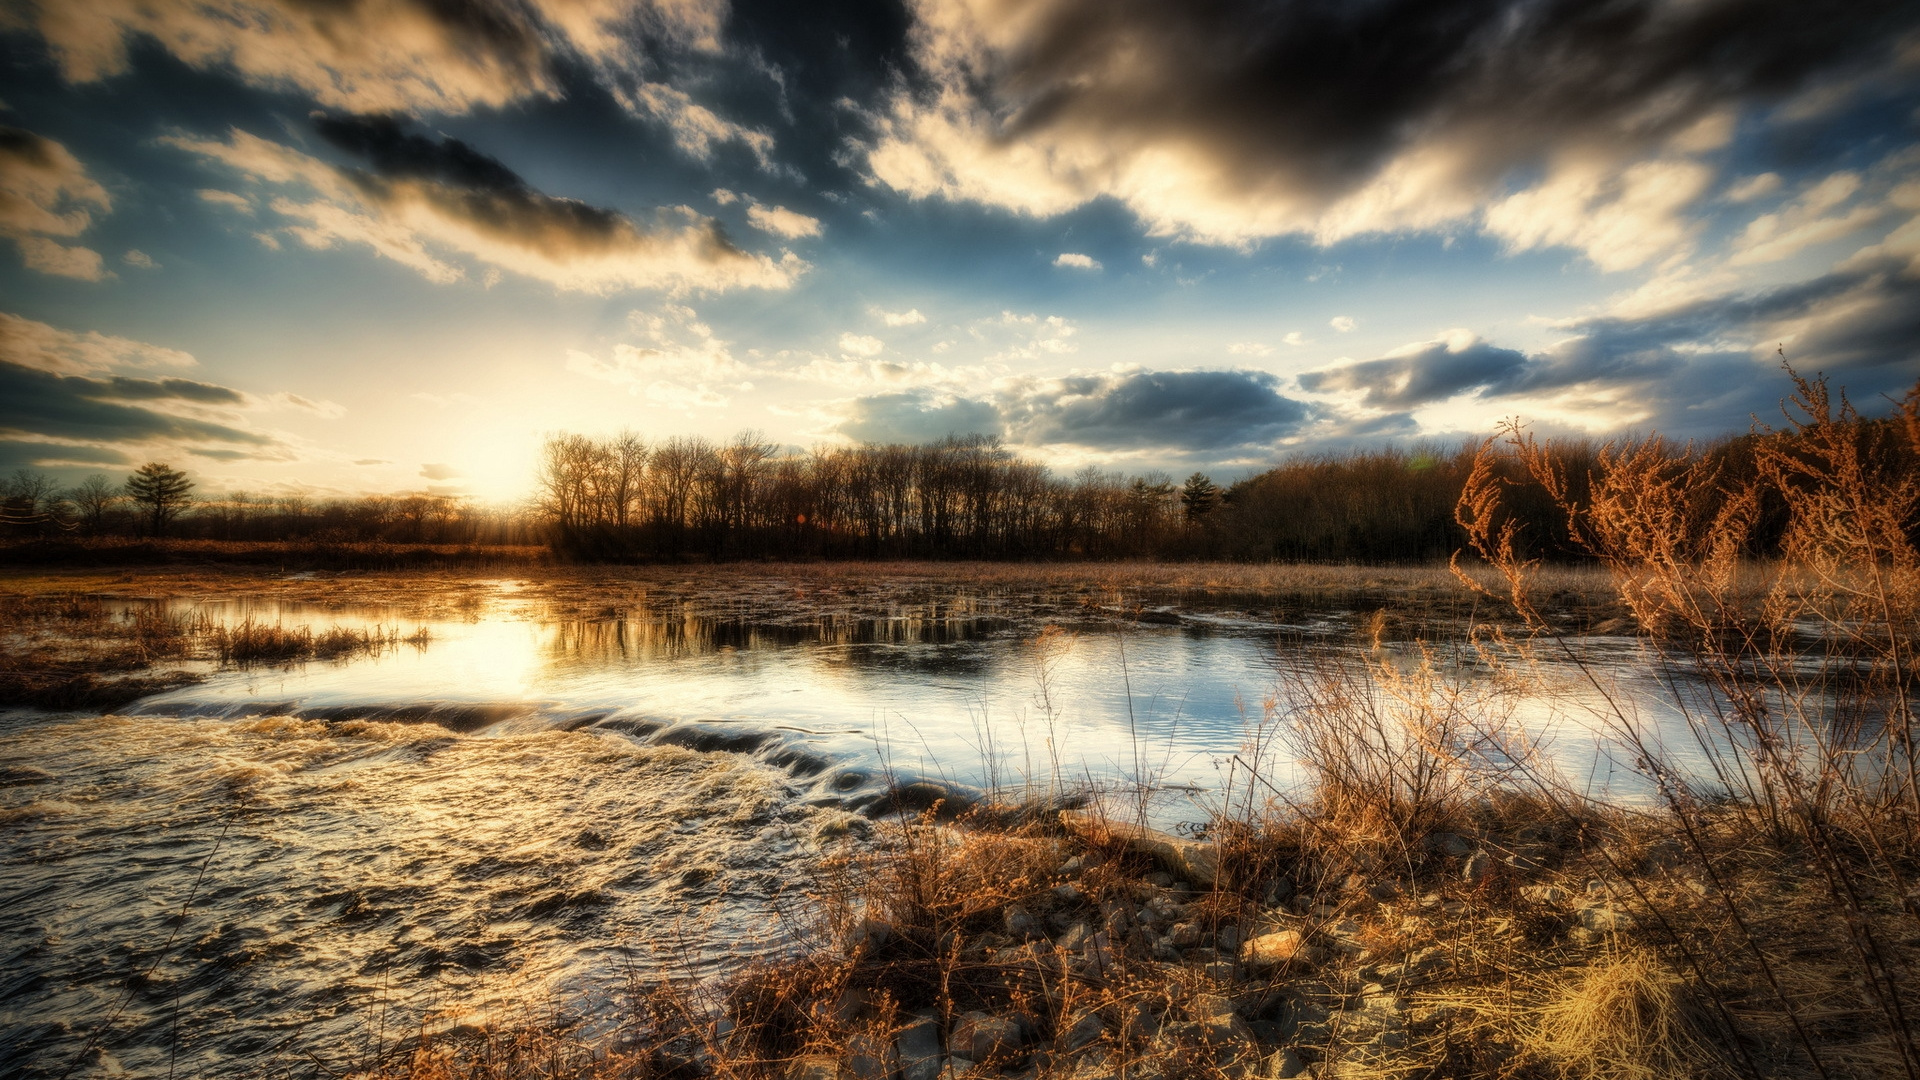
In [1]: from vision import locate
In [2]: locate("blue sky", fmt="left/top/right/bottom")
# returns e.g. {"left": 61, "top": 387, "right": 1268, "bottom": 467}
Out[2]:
{"left": 2, "top": 0, "right": 1917, "bottom": 500}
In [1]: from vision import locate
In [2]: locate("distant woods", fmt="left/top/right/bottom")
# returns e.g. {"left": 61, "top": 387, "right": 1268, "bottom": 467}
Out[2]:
{"left": 0, "top": 463, "right": 528, "bottom": 546}
{"left": 6, "top": 374, "right": 1912, "bottom": 563}
{"left": 530, "top": 390, "right": 1920, "bottom": 563}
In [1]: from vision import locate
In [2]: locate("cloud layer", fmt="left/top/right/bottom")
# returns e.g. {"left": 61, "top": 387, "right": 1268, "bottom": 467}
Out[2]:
{"left": 174, "top": 115, "right": 803, "bottom": 294}
{"left": 866, "top": 0, "right": 1918, "bottom": 261}
{"left": 0, "top": 126, "right": 113, "bottom": 280}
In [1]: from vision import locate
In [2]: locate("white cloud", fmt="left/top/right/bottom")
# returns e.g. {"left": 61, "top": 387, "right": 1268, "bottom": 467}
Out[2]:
{"left": 838, "top": 333, "right": 885, "bottom": 356}
{"left": 1053, "top": 252, "right": 1101, "bottom": 270}
{"left": 198, "top": 188, "right": 252, "bottom": 212}
{"left": 17, "top": 237, "right": 109, "bottom": 280}
{"left": 1226, "top": 341, "right": 1272, "bottom": 356}
{"left": 122, "top": 248, "right": 157, "bottom": 269}
{"left": 1726, "top": 173, "right": 1782, "bottom": 202}
{"left": 1482, "top": 156, "right": 1715, "bottom": 271}
{"left": 1729, "top": 172, "right": 1884, "bottom": 266}
{"left": 566, "top": 303, "right": 753, "bottom": 410}
{"left": 746, "top": 200, "right": 823, "bottom": 239}
{"left": 1282, "top": 331, "right": 1306, "bottom": 346}
{"left": 875, "top": 307, "right": 927, "bottom": 326}
{"left": 1329, "top": 316, "right": 1356, "bottom": 332}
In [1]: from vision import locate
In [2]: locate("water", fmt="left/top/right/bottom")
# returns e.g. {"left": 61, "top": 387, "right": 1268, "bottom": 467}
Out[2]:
{"left": 0, "top": 589, "right": 1679, "bottom": 1078}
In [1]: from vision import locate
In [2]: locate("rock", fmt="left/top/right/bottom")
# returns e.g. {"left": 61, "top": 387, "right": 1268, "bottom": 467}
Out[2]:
{"left": 1268, "top": 1048, "right": 1308, "bottom": 1078}
{"left": 1146, "top": 871, "right": 1175, "bottom": 888}
{"left": 1521, "top": 884, "right": 1570, "bottom": 905}
{"left": 1202, "top": 960, "right": 1241, "bottom": 983}
{"left": 1005, "top": 904, "right": 1042, "bottom": 939}
{"left": 1462, "top": 850, "right": 1493, "bottom": 883}
{"left": 1052, "top": 881, "right": 1084, "bottom": 903}
{"left": 1167, "top": 922, "right": 1203, "bottom": 948}
{"left": 951, "top": 1012, "right": 1025, "bottom": 1064}
{"left": 852, "top": 917, "right": 894, "bottom": 951}
{"left": 1264, "top": 877, "right": 1295, "bottom": 905}
{"left": 787, "top": 1056, "right": 840, "bottom": 1080}
{"left": 1061, "top": 1010, "right": 1105, "bottom": 1051}
{"left": 1056, "top": 922, "right": 1092, "bottom": 952}
{"left": 1080, "top": 931, "right": 1116, "bottom": 976}
{"left": 1578, "top": 906, "right": 1636, "bottom": 933}
{"left": 940, "top": 1057, "right": 976, "bottom": 1080}
{"left": 848, "top": 1033, "right": 897, "bottom": 1080}
{"left": 1242, "top": 930, "right": 1323, "bottom": 973}
{"left": 1424, "top": 832, "right": 1474, "bottom": 858}
{"left": 1059, "top": 811, "right": 1221, "bottom": 887}
{"left": 897, "top": 1012, "right": 944, "bottom": 1080}
{"left": 1190, "top": 994, "right": 1253, "bottom": 1046}
{"left": 1058, "top": 856, "right": 1085, "bottom": 875}
{"left": 1217, "top": 925, "right": 1242, "bottom": 950}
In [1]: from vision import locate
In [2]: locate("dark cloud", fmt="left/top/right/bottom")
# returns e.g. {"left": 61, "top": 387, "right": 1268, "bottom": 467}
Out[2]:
{"left": 837, "top": 369, "right": 1312, "bottom": 454}
{"left": 102, "top": 375, "right": 248, "bottom": 404}
{"left": 1300, "top": 249, "right": 1920, "bottom": 434}
{"left": 871, "top": 0, "right": 1920, "bottom": 246}
{"left": 1005, "top": 370, "right": 1309, "bottom": 450}
{"left": 314, "top": 113, "right": 637, "bottom": 248}
{"left": 836, "top": 390, "right": 1004, "bottom": 445}
{"left": 0, "top": 360, "right": 275, "bottom": 446}
{"left": 0, "top": 439, "right": 134, "bottom": 472}
{"left": 1298, "top": 341, "right": 1527, "bottom": 409}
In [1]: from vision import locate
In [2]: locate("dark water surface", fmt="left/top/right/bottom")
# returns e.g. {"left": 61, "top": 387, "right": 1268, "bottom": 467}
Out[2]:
{"left": 1, "top": 594, "right": 1666, "bottom": 1078}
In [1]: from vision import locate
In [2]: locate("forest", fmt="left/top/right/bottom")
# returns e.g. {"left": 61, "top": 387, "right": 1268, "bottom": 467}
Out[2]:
{"left": 5, "top": 383, "right": 1914, "bottom": 564}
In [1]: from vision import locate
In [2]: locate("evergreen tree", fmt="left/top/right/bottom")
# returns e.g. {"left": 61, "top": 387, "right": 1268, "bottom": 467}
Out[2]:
{"left": 126, "top": 462, "right": 193, "bottom": 537}
{"left": 1180, "top": 472, "right": 1219, "bottom": 524}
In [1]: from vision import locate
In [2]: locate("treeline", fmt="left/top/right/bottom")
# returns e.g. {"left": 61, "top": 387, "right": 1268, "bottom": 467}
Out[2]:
{"left": 0, "top": 468, "right": 534, "bottom": 546}
{"left": 537, "top": 406, "right": 1918, "bottom": 563}
{"left": 535, "top": 430, "right": 1492, "bottom": 561}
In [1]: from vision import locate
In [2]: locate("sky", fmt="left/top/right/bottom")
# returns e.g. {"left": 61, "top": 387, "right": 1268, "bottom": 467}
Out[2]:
{"left": 1, "top": 0, "right": 1917, "bottom": 502}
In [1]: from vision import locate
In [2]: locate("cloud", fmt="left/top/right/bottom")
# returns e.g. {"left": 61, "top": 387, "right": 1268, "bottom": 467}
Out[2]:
{"left": 10, "top": 0, "right": 727, "bottom": 114}
{"left": 419, "top": 463, "right": 463, "bottom": 481}
{"left": 1299, "top": 332, "right": 1528, "bottom": 409}
{"left": 0, "top": 310, "right": 301, "bottom": 465}
{"left": 1298, "top": 231, "right": 1920, "bottom": 435}
{"left": 834, "top": 367, "right": 1311, "bottom": 454}
{"left": 1728, "top": 171, "right": 1886, "bottom": 266}
{"left": 1053, "top": 252, "right": 1100, "bottom": 270}
{"left": 875, "top": 307, "right": 926, "bottom": 326}
{"left": 0, "top": 125, "right": 114, "bottom": 279}
{"left": 1329, "top": 316, "right": 1356, "bottom": 332}
{"left": 838, "top": 333, "right": 884, "bottom": 356}
{"left": 122, "top": 249, "right": 157, "bottom": 269}
{"left": 864, "top": 0, "right": 1917, "bottom": 261}
{"left": 746, "top": 200, "right": 823, "bottom": 238}
{"left": 198, "top": 189, "right": 251, "bottom": 212}
{"left": 0, "top": 311, "right": 196, "bottom": 375}
{"left": 1227, "top": 341, "right": 1271, "bottom": 357}
{"left": 353, "top": 458, "right": 392, "bottom": 466}
{"left": 566, "top": 303, "right": 753, "bottom": 409}
{"left": 976, "top": 310, "right": 1077, "bottom": 362}
{"left": 1001, "top": 369, "right": 1309, "bottom": 451}
{"left": 17, "top": 237, "right": 110, "bottom": 280}
{"left": 1282, "top": 332, "right": 1306, "bottom": 347}
{"left": 835, "top": 390, "right": 1005, "bottom": 445}
{"left": 168, "top": 116, "right": 804, "bottom": 294}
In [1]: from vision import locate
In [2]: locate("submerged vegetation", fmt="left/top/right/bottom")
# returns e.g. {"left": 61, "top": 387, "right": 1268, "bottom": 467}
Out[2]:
{"left": 342, "top": 374, "right": 1917, "bottom": 1080}
{"left": 0, "top": 595, "right": 430, "bottom": 707}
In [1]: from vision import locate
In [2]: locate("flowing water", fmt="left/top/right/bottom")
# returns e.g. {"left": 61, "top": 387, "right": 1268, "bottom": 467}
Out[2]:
{"left": 0, "top": 588, "right": 1679, "bottom": 1078}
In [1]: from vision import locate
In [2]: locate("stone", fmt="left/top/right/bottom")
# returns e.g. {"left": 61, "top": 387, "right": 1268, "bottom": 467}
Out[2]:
{"left": 1268, "top": 1048, "right": 1308, "bottom": 1079}
{"left": 1190, "top": 994, "right": 1254, "bottom": 1046}
{"left": 787, "top": 1056, "right": 840, "bottom": 1080}
{"left": 1005, "top": 904, "right": 1042, "bottom": 939}
{"left": 951, "top": 1011, "right": 1025, "bottom": 1064}
{"left": 1056, "top": 922, "right": 1092, "bottom": 952}
{"left": 848, "top": 1033, "right": 897, "bottom": 1080}
{"left": 896, "top": 1012, "right": 944, "bottom": 1080}
{"left": 1080, "top": 931, "right": 1116, "bottom": 976}
{"left": 1202, "top": 960, "right": 1241, "bottom": 983}
{"left": 940, "top": 1058, "right": 976, "bottom": 1080}
{"left": 1167, "top": 921, "right": 1203, "bottom": 948}
{"left": 1462, "top": 850, "right": 1493, "bottom": 882}
{"left": 1059, "top": 811, "right": 1222, "bottom": 886}
{"left": 1217, "top": 925, "right": 1242, "bottom": 950}
{"left": 1242, "top": 930, "right": 1323, "bottom": 973}
{"left": 1521, "top": 884, "right": 1570, "bottom": 905}
{"left": 1052, "top": 881, "right": 1084, "bottom": 903}
{"left": 1424, "top": 832, "right": 1474, "bottom": 858}
{"left": 1146, "top": 871, "right": 1175, "bottom": 888}
{"left": 852, "top": 917, "right": 894, "bottom": 951}
{"left": 1062, "top": 1010, "right": 1105, "bottom": 1051}
{"left": 1058, "top": 856, "right": 1085, "bottom": 875}
{"left": 1578, "top": 906, "right": 1636, "bottom": 933}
